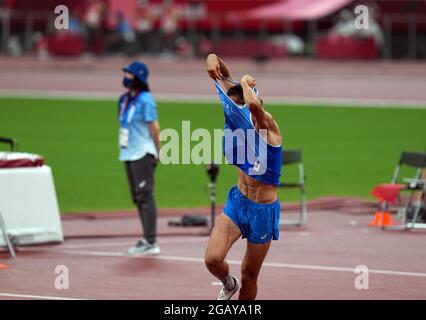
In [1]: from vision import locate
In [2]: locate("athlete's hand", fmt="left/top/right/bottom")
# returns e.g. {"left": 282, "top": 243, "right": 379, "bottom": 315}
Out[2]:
{"left": 206, "top": 54, "right": 223, "bottom": 80}
{"left": 241, "top": 74, "right": 256, "bottom": 88}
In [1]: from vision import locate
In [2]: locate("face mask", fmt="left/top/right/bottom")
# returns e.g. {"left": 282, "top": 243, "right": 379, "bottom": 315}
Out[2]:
{"left": 122, "top": 76, "right": 134, "bottom": 88}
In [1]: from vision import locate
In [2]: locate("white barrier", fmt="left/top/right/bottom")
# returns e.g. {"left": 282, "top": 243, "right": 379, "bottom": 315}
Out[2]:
{"left": 0, "top": 165, "right": 63, "bottom": 246}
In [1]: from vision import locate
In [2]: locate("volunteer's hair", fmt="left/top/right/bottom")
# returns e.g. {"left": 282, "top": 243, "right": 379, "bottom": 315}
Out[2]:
{"left": 132, "top": 78, "right": 150, "bottom": 92}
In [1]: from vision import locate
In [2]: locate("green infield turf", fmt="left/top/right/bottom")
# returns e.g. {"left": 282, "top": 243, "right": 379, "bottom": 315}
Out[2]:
{"left": 0, "top": 97, "right": 425, "bottom": 213}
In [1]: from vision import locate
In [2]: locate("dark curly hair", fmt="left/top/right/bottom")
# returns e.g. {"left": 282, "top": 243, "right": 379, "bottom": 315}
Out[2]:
{"left": 227, "top": 85, "right": 243, "bottom": 99}
{"left": 131, "top": 77, "right": 150, "bottom": 92}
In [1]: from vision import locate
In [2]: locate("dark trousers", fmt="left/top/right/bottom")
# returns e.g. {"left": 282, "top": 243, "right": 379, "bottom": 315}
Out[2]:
{"left": 125, "top": 154, "right": 158, "bottom": 244}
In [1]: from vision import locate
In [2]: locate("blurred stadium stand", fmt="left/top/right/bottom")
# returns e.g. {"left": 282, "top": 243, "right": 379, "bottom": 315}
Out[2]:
{"left": 0, "top": 0, "right": 425, "bottom": 60}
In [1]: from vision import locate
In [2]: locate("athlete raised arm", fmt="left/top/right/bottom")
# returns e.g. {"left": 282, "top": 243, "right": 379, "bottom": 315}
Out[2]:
{"left": 204, "top": 54, "right": 283, "bottom": 300}
{"left": 206, "top": 53, "right": 235, "bottom": 92}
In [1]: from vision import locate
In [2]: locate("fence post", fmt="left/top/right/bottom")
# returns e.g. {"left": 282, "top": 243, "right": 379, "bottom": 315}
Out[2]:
{"left": 383, "top": 15, "right": 392, "bottom": 60}
{"left": 1, "top": 9, "right": 11, "bottom": 53}
{"left": 259, "top": 19, "right": 266, "bottom": 41}
{"left": 408, "top": 14, "right": 417, "bottom": 59}
{"left": 211, "top": 14, "right": 220, "bottom": 50}
{"left": 307, "top": 19, "right": 317, "bottom": 57}
{"left": 24, "top": 13, "right": 34, "bottom": 54}
{"left": 235, "top": 17, "right": 243, "bottom": 43}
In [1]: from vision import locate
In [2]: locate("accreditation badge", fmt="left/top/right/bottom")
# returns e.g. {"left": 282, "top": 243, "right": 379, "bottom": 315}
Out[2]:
{"left": 119, "top": 128, "right": 129, "bottom": 148}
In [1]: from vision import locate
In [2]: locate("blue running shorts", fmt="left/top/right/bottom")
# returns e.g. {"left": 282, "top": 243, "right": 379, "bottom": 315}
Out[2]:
{"left": 223, "top": 185, "right": 281, "bottom": 244}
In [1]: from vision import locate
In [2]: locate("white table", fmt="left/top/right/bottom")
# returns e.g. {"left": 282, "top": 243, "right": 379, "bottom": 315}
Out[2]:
{"left": 0, "top": 165, "right": 63, "bottom": 246}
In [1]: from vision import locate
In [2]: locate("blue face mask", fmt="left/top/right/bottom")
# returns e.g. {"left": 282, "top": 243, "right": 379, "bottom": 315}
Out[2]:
{"left": 122, "top": 76, "right": 133, "bottom": 88}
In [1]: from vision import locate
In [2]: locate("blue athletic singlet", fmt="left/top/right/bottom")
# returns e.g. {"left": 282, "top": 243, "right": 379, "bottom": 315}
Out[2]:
{"left": 214, "top": 81, "right": 282, "bottom": 186}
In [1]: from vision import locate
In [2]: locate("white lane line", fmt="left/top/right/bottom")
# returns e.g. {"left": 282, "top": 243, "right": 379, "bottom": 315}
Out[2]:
{"left": 36, "top": 249, "right": 426, "bottom": 279}
{"left": 0, "top": 293, "right": 86, "bottom": 300}
{"left": 60, "top": 237, "right": 207, "bottom": 249}
{"left": 52, "top": 250, "right": 126, "bottom": 257}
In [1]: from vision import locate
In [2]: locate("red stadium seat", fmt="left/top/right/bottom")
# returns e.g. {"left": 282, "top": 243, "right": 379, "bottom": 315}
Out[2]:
{"left": 315, "top": 35, "right": 379, "bottom": 60}
{"left": 47, "top": 32, "right": 85, "bottom": 57}
{"left": 214, "top": 39, "right": 287, "bottom": 59}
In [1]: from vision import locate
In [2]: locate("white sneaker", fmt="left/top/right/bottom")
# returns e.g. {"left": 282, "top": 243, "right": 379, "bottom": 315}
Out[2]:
{"left": 128, "top": 239, "right": 148, "bottom": 256}
{"left": 142, "top": 243, "right": 160, "bottom": 255}
{"left": 128, "top": 240, "right": 160, "bottom": 256}
{"left": 217, "top": 277, "right": 240, "bottom": 300}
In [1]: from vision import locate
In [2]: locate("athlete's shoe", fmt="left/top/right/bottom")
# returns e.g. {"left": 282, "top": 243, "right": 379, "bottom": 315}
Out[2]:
{"left": 216, "top": 277, "right": 240, "bottom": 300}
{"left": 141, "top": 243, "right": 160, "bottom": 255}
{"left": 128, "top": 239, "right": 148, "bottom": 255}
{"left": 128, "top": 240, "right": 160, "bottom": 256}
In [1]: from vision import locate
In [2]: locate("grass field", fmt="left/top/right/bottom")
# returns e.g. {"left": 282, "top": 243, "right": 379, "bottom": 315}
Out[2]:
{"left": 0, "top": 97, "right": 425, "bottom": 213}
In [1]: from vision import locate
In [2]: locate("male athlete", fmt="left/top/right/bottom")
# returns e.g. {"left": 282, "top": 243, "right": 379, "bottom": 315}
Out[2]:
{"left": 204, "top": 53, "right": 283, "bottom": 300}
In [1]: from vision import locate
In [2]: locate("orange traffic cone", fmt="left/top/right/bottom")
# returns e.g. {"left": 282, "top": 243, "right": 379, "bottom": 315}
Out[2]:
{"left": 369, "top": 211, "right": 382, "bottom": 226}
{"left": 381, "top": 212, "right": 394, "bottom": 226}
{"left": 369, "top": 211, "right": 394, "bottom": 227}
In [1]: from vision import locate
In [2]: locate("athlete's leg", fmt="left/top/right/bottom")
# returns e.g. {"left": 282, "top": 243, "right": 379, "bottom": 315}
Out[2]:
{"left": 239, "top": 240, "right": 271, "bottom": 300}
{"left": 204, "top": 213, "right": 241, "bottom": 281}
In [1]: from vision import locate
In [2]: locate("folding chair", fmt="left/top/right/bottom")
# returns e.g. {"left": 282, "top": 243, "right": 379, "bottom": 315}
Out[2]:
{"left": 278, "top": 150, "right": 308, "bottom": 227}
{"left": 383, "top": 151, "right": 426, "bottom": 230}
{"left": 0, "top": 211, "right": 16, "bottom": 258}
{"left": 0, "top": 137, "right": 17, "bottom": 257}
{"left": 0, "top": 137, "right": 17, "bottom": 151}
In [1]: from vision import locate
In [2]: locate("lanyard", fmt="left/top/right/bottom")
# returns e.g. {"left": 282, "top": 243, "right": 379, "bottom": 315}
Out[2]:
{"left": 119, "top": 91, "right": 141, "bottom": 124}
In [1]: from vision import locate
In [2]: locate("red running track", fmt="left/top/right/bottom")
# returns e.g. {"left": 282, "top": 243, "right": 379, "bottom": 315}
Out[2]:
{"left": 1, "top": 209, "right": 426, "bottom": 300}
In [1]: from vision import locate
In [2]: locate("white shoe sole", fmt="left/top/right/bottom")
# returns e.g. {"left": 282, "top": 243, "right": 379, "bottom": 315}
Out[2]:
{"left": 217, "top": 278, "right": 240, "bottom": 300}
{"left": 128, "top": 249, "right": 147, "bottom": 256}
{"left": 129, "top": 248, "right": 160, "bottom": 256}
{"left": 142, "top": 249, "right": 160, "bottom": 255}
